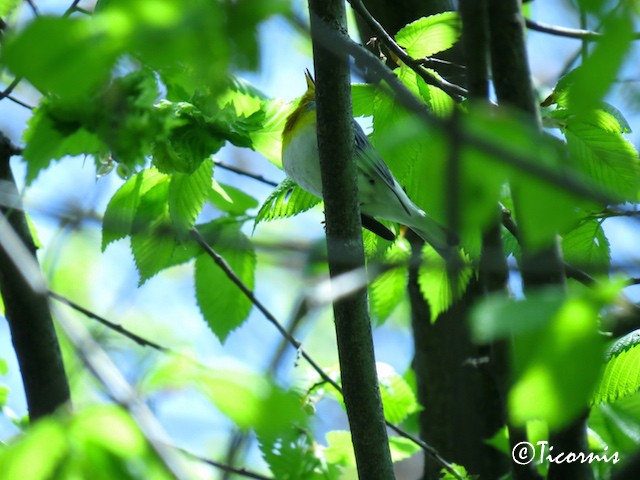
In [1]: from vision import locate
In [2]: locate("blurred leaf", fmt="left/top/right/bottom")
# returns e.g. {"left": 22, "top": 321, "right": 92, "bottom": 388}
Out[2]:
{"left": 325, "top": 431, "right": 420, "bottom": 466}
{"left": 592, "top": 330, "right": 640, "bottom": 405}
{"left": 168, "top": 158, "right": 213, "bottom": 235}
{"left": 567, "top": 13, "right": 634, "bottom": 115}
{"left": 254, "top": 178, "right": 321, "bottom": 228}
{"left": 195, "top": 220, "right": 255, "bottom": 342}
{"left": 0, "top": 0, "right": 20, "bottom": 17}
{"left": 102, "top": 168, "right": 167, "bottom": 250}
{"left": 418, "top": 247, "right": 473, "bottom": 323}
{"left": 0, "top": 406, "right": 172, "bottom": 480}
{"left": 509, "top": 295, "right": 604, "bottom": 428}
{"left": 395, "top": 12, "right": 461, "bottom": 58}
{"left": 2, "top": 16, "right": 120, "bottom": 99}
{"left": 209, "top": 179, "right": 259, "bottom": 215}
{"left": 251, "top": 98, "right": 293, "bottom": 167}
{"left": 145, "top": 357, "right": 304, "bottom": 435}
{"left": 377, "top": 363, "right": 420, "bottom": 424}
{"left": 470, "top": 290, "right": 564, "bottom": 344}
{"left": 562, "top": 218, "right": 610, "bottom": 276}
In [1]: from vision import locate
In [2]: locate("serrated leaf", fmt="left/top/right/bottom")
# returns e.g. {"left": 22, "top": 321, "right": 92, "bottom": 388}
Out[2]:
{"left": 254, "top": 178, "right": 321, "bottom": 228}
{"left": 562, "top": 218, "right": 610, "bottom": 276}
{"left": 195, "top": 221, "right": 255, "bottom": 342}
{"left": 102, "top": 168, "right": 166, "bottom": 250}
{"left": 593, "top": 330, "right": 640, "bottom": 404}
{"left": 168, "top": 159, "right": 213, "bottom": 234}
{"left": 130, "top": 181, "right": 177, "bottom": 284}
{"left": 564, "top": 119, "right": 640, "bottom": 201}
{"left": 418, "top": 247, "right": 473, "bottom": 322}
{"left": 259, "top": 429, "right": 325, "bottom": 479}
{"left": 378, "top": 363, "right": 420, "bottom": 424}
{"left": 395, "top": 12, "right": 461, "bottom": 59}
{"left": 369, "top": 241, "right": 410, "bottom": 323}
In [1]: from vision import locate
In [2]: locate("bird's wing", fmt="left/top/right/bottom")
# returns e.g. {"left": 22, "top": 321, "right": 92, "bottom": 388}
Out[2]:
{"left": 352, "top": 120, "right": 412, "bottom": 216}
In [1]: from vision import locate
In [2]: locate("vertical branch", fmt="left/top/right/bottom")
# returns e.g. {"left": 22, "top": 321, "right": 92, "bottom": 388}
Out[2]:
{"left": 0, "top": 133, "right": 71, "bottom": 420}
{"left": 308, "top": 2, "right": 395, "bottom": 478}
{"left": 486, "top": 2, "right": 591, "bottom": 480}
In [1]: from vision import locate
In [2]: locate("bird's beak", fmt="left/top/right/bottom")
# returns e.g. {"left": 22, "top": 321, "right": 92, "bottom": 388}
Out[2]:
{"left": 304, "top": 69, "right": 315, "bottom": 89}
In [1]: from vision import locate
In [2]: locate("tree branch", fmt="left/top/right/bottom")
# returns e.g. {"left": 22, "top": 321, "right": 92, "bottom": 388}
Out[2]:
{"left": 0, "top": 133, "right": 71, "bottom": 420}
{"left": 525, "top": 18, "right": 640, "bottom": 41}
{"left": 309, "top": 2, "right": 395, "bottom": 476}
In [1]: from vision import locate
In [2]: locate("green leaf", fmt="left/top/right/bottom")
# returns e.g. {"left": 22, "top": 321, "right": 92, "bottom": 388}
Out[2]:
{"left": 377, "top": 363, "right": 420, "bottom": 424}
{"left": 22, "top": 102, "right": 105, "bottom": 184}
{"left": 369, "top": 241, "right": 410, "bottom": 323}
{"left": 102, "top": 168, "right": 166, "bottom": 250}
{"left": 592, "top": 330, "right": 640, "bottom": 404}
{"left": 470, "top": 291, "right": 565, "bottom": 344}
{"left": 1, "top": 16, "right": 120, "bottom": 99}
{"left": 562, "top": 218, "right": 610, "bottom": 276}
{"left": 0, "top": 0, "right": 20, "bottom": 17}
{"left": 418, "top": 247, "right": 473, "bottom": 322}
{"left": 145, "top": 357, "right": 304, "bottom": 436}
{"left": 208, "top": 179, "right": 258, "bottom": 216}
{"left": 254, "top": 178, "right": 321, "bottom": 228}
{"left": 395, "top": 12, "right": 461, "bottom": 58}
{"left": 325, "top": 431, "right": 420, "bottom": 466}
{"left": 0, "top": 406, "right": 172, "bottom": 480}
{"left": 195, "top": 220, "right": 255, "bottom": 342}
{"left": 251, "top": 98, "right": 293, "bottom": 167}
{"left": 130, "top": 180, "right": 177, "bottom": 283}
{"left": 564, "top": 119, "right": 640, "bottom": 202}
{"left": 168, "top": 158, "right": 213, "bottom": 235}
{"left": 567, "top": 13, "right": 635, "bottom": 115}
{"left": 259, "top": 429, "right": 327, "bottom": 479}
{"left": 509, "top": 294, "right": 604, "bottom": 428}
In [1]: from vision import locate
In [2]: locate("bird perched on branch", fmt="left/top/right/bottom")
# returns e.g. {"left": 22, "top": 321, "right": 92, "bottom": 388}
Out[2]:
{"left": 281, "top": 70, "right": 454, "bottom": 258}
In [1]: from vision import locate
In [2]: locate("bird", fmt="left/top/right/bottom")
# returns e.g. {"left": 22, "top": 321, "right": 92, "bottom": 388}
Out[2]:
{"left": 281, "top": 70, "right": 454, "bottom": 258}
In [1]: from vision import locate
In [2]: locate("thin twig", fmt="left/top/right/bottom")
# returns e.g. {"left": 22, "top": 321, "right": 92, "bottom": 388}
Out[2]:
{"left": 213, "top": 159, "right": 279, "bottom": 187}
{"left": 25, "top": 0, "right": 40, "bottom": 16}
{"left": 64, "top": 0, "right": 83, "bottom": 16}
{"left": 48, "top": 290, "right": 174, "bottom": 353}
{"left": 346, "top": 0, "right": 467, "bottom": 101}
{"left": 525, "top": 18, "right": 640, "bottom": 41}
{"left": 177, "top": 446, "right": 274, "bottom": 480}
{"left": 0, "top": 78, "right": 22, "bottom": 102}
{"left": 192, "top": 227, "right": 463, "bottom": 479}
{"left": 191, "top": 228, "right": 339, "bottom": 390}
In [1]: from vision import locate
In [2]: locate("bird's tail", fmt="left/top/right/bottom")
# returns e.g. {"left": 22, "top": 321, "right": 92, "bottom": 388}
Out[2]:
{"left": 408, "top": 211, "right": 457, "bottom": 260}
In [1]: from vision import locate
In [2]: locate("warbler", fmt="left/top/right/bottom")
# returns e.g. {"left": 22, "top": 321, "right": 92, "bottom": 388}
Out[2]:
{"left": 282, "top": 70, "right": 453, "bottom": 257}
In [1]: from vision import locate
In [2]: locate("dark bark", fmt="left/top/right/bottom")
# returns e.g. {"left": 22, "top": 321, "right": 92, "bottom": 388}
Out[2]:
{"left": 308, "top": 2, "right": 394, "bottom": 478}
{"left": 410, "top": 242, "right": 506, "bottom": 479}
{"left": 0, "top": 133, "right": 70, "bottom": 420}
